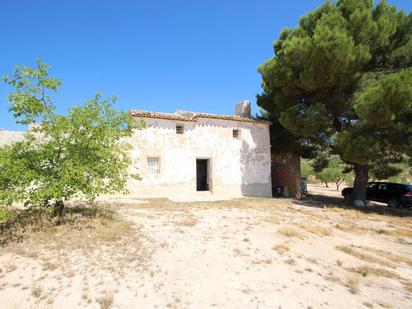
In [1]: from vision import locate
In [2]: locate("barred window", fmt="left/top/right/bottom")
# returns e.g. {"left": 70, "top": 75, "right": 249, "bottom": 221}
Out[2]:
{"left": 233, "top": 129, "right": 240, "bottom": 139}
{"left": 176, "top": 124, "right": 184, "bottom": 134}
{"left": 147, "top": 157, "right": 160, "bottom": 174}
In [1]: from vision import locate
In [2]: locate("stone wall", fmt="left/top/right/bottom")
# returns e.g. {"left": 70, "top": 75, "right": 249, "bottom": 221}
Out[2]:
{"left": 271, "top": 152, "right": 301, "bottom": 197}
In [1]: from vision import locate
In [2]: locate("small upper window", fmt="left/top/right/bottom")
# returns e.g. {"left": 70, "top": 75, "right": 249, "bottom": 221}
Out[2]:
{"left": 233, "top": 129, "right": 240, "bottom": 139}
{"left": 176, "top": 124, "right": 184, "bottom": 134}
{"left": 147, "top": 157, "right": 160, "bottom": 174}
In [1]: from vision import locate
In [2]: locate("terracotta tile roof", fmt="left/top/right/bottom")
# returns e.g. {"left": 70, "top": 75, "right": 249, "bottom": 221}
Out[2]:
{"left": 129, "top": 110, "right": 270, "bottom": 124}
{"left": 129, "top": 110, "right": 193, "bottom": 122}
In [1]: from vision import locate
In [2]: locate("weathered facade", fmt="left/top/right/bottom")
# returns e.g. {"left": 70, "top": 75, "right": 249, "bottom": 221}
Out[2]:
{"left": 127, "top": 102, "right": 272, "bottom": 198}
{"left": 0, "top": 103, "right": 274, "bottom": 198}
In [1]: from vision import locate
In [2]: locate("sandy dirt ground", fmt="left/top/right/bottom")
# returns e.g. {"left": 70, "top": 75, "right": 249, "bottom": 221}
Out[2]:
{"left": 307, "top": 183, "right": 347, "bottom": 198}
{"left": 1, "top": 195, "right": 412, "bottom": 309}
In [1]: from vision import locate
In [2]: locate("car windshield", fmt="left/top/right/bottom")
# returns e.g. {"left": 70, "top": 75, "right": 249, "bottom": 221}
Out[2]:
{"left": 407, "top": 185, "right": 412, "bottom": 192}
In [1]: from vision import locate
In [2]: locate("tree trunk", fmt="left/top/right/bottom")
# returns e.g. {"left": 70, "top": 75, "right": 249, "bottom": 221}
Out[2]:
{"left": 324, "top": 182, "right": 329, "bottom": 188}
{"left": 351, "top": 164, "right": 369, "bottom": 206}
{"left": 53, "top": 200, "right": 65, "bottom": 217}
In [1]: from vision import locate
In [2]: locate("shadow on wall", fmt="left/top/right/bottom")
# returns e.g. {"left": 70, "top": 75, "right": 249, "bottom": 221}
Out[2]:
{"left": 271, "top": 152, "right": 301, "bottom": 198}
{"left": 239, "top": 137, "right": 271, "bottom": 197}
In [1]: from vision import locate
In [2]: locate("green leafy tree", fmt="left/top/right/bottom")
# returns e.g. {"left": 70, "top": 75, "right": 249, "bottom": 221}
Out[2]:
{"left": 0, "top": 60, "right": 143, "bottom": 215}
{"left": 300, "top": 159, "right": 314, "bottom": 178}
{"left": 315, "top": 156, "right": 353, "bottom": 191}
{"left": 258, "top": 0, "right": 412, "bottom": 205}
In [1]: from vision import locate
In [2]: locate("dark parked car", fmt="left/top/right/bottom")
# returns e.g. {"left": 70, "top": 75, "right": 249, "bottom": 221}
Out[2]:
{"left": 342, "top": 182, "right": 412, "bottom": 208}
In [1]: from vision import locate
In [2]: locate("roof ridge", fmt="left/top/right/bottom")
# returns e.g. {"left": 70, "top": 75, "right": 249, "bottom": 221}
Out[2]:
{"left": 129, "top": 109, "right": 270, "bottom": 124}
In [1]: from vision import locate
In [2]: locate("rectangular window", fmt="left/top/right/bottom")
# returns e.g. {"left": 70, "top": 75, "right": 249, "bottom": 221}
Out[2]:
{"left": 147, "top": 157, "right": 160, "bottom": 174}
{"left": 233, "top": 129, "right": 240, "bottom": 139}
{"left": 176, "top": 124, "right": 184, "bottom": 134}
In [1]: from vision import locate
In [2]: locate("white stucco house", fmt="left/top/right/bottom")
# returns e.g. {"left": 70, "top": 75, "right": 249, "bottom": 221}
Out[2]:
{"left": 127, "top": 101, "right": 272, "bottom": 198}
{"left": 0, "top": 101, "right": 273, "bottom": 199}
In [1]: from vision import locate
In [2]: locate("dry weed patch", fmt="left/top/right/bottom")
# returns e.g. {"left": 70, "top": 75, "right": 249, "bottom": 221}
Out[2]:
{"left": 335, "top": 222, "right": 412, "bottom": 239}
{"left": 346, "top": 265, "right": 400, "bottom": 279}
{"left": 345, "top": 275, "right": 360, "bottom": 294}
{"left": 42, "top": 261, "right": 58, "bottom": 271}
{"left": 31, "top": 284, "right": 43, "bottom": 298}
{"left": 0, "top": 206, "right": 130, "bottom": 247}
{"left": 336, "top": 246, "right": 395, "bottom": 268}
{"left": 97, "top": 290, "right": 114, "bottom": 309}
{"left": 176, "top": 215, "right": 198, "bottom": 227}
{"left": 272, "top": 243, "right": 290, "bottom": 255}
{"left": 376, "top": 300, "right": 393, "bottom": 308}
{"left": 278, "top": 226, "right": 305, "bottom": 239}
{"left": 1, "top": 206, "right": 133, "bottom": 249}
{"left": 358, "top": 246, "right": 412, "bottom": 267}
{"left": 404, "top": 281, "right": 412, "bottom": 293}
{"left": 284, "top": 258, "right": 296, "bottom": 265}
{"left": 298, "top": 224, "right": 331, "bottom": 236}
{"left": 306, "top": 257, "right": 318, "bottom": 264}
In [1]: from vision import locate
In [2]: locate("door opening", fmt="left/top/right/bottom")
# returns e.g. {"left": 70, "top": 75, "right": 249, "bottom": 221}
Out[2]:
{"left": 196, "top": 159, "right": 209, "bottom": 191}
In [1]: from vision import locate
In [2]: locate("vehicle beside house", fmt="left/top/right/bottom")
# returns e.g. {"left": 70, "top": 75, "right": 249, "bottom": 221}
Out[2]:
{"left": 342, "top": 182, "right": 412, "bottom": 208}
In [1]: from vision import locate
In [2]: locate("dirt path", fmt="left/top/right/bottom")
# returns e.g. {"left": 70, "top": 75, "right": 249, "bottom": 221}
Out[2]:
{"left": 1, "top": 197, "right": 411, "bottom": 308}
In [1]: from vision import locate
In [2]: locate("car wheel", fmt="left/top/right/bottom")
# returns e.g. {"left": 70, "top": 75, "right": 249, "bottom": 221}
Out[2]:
{"left": 387, "top": 199, "right": 400, "bottom": 208}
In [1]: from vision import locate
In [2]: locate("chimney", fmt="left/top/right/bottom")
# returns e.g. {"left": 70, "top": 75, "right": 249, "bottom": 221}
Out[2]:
{"left": 235, "top": 100, "right": 251, "bottom": 118}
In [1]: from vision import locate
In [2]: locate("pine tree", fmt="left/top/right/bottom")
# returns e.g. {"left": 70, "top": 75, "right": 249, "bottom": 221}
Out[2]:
{"left": 258, "top": 0, "right": 412, "bottom": 205}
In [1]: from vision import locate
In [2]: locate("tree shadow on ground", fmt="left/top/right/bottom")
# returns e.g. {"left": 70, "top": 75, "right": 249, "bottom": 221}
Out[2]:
{"left": 292, "top": 193, "right": 412, "bottom": 218}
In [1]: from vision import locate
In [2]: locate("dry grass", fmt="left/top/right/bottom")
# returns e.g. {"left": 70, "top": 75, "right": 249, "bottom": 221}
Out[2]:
{"left": 31, "top": 284, "right": 43, "bottom": 298}
{"left": 346, "top": 265, "right": 400, "bottom": 279}
{"left": 335, "top": 223, "right": 412, "bottom": 239}
{"left": 325, "top": 203, "right": 412, "bottom": 224}
{"left": 278, "top": 226, "right": 305, "bottom": 239}
{"left": 345, "top": 275, "right": 360, "bottom": 294}
{"left": 284, "top": 258, "right": 296, "bottom": 265}
{"left": 42, "top": 261, "right": 58, "bottom": 271}
{"left": 297, "top": 224, "right": 331, "bottom": 236}
{"left": 404, "top": 281, "right": 412, "bottom": 293}
{"left": 359, "top": 246, "right": 412, "bottom": 267}
{"left": 306, "top": 257, "right": 318, "bottom": 264}
{"left": 336, "top": 246, "right": 395, "bottom": 268}
{"left": 324, "top": 272, "right": 341, "bottom": 283}
{"left": 176, "top": 215, "right": 198, "bottom": 227}
{"left": 0, "top": 206, "right": 131, "bottom": 247}
{"left": 376, "top": 300, "right": 393, "bottom": 308}
{"left": 97, "top": 290, "right": 114, "bottom": 309}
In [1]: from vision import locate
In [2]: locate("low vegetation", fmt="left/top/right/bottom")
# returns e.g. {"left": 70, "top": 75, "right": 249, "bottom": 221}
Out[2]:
{"left": 345, "top": 275, "right": 360, "bottom": 294}
{"left": 346, "top": 266, "right": 400, "bottom": 280}
{"left": 0, "top": 205, "right": 130, "bottom": 247}
{"left": 336, "top": 245, "right": 395, "bottom": 268}
{"left": 278, "top": 226, "right": 305, "bottom": 239}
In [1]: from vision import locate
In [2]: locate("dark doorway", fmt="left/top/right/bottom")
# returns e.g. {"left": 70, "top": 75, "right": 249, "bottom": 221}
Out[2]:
{"left": 196, "top": 159, "right": 209, "bottom": 191}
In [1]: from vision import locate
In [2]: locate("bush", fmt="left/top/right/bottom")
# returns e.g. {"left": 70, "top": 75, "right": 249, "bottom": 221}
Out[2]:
{"left": 0, "top": 207, "right": 11, "bottom": 222}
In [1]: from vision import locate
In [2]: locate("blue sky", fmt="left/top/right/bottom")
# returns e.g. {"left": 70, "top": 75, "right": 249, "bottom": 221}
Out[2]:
{"left": 1, "top": 0, "right": 411, "bottom": 131}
